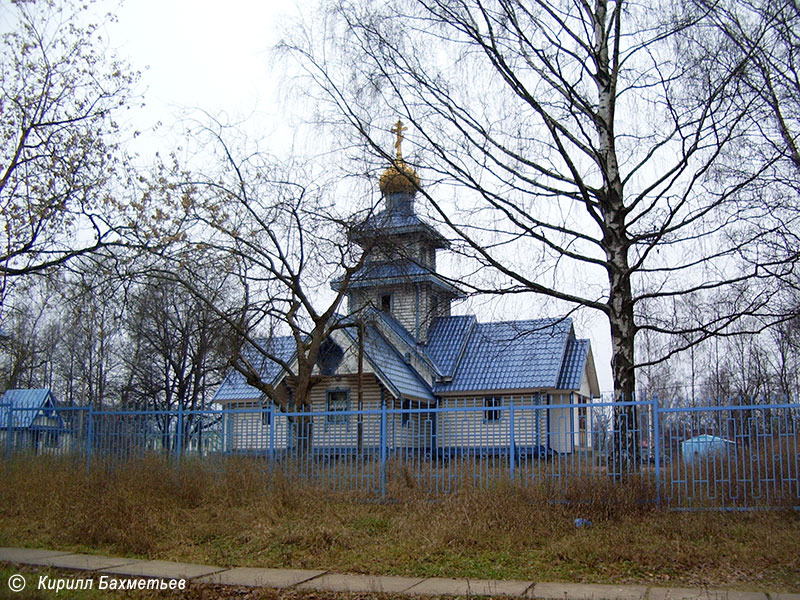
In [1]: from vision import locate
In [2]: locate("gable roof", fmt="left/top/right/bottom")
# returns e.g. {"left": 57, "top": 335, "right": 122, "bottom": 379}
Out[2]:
{"left": 342, "top": 325, "right": 434, "bottom": 402}
{"left": 367, "top": 308, "right": 439, "bottom": 381}
{"left": 0, "top": 388, "right": 59, "bottom": 429}
{"left": 213, "top": 325, "right": 435, "bottom": 404}
{"left": 431, "top": 318, "right": 575, "bottom": 393}
{"left": 557, "top": 338, "right": 590, "bottom": 390}
{"left": 425, "top": 315, "right": 476, "bottom": 377}
{"left": 213, "top": 315, "right": 594, "bottom": 403}
{"left": 213, "top": 337, "right": 297, "bottom": 403}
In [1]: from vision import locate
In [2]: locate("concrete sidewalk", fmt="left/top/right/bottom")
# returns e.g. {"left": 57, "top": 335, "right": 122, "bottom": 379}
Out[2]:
{"left": 1, "top": 547, "right": 797, "bottom": 599}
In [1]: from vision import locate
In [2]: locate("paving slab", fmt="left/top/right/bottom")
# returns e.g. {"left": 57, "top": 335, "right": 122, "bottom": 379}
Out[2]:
{"left": 15, "top": 553, "right": 140, "bottom": 571}
{"left": 296, "top": 573, "right": 426, "bottom": 594}
{"left": 406, "top": 577, "right": 534, "bottom": 597}
{"left": 769, "top": 595, "right": 800, "bottom": 600}
{"left": 99, "top": 560, "right": 225, "bottom": 580}
{"left": 649, "top": 589, "right": 768, "bottom": 600}
{"left": 0, "top": 548, "right": 74, "bottom": 563}
{"left": 196, "top": 567, "right": 326, "bottom": 588}
{"left": 531, "top": 582, "right": 647, "bottom": 600}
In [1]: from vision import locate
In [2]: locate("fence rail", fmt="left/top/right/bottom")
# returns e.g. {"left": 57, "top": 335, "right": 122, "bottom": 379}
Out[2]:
{"left": 2, "top": 396, "right": 799, "bottom": 509}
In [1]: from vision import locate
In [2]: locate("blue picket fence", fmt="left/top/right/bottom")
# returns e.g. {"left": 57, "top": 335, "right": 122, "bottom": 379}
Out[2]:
{"left": 2, "top": 396, "right": 799, "bottom": 509}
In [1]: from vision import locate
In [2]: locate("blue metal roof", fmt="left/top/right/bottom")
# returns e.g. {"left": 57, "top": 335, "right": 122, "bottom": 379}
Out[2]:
{"left": 556, "top": 339, "right": 589, "bottom": 390}
{"left": 355, "top": 205, "right": 449, "bottom": 248}
{"left": 425, "top": 315, "right": 476, "bottom": 377}
{"left": 213, "top": 315, "right": 591, "bottom": 403}
{"left": 0, "top": 388, "right": 59, "bottom": 429}
{"left": 343, "top": 325, "right": 434, "bottom": 402}
{"left": 213, "top": 337, "right": 297, "bottom": 402}
{"left": 432, "top": 318, "right": 574, "bottom": 393}
{"left": 333, "top": 260, "right": 462, "bottom": 296}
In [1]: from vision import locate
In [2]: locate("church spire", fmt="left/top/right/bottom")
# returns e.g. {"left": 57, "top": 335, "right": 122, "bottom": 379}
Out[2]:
{"left": 378, "top": 119, "right": 421, "bottom": 196}
{"left": 391, "top": 119, "right": 407, "bottom": 160}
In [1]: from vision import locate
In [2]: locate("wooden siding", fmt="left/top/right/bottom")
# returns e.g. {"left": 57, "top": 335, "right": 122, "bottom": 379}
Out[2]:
{"left": 438, "top": 396, "right": 550, "bottom": 451}
{"left": 226, "top": 376, "right": 387, "bottom": 453}
{"left": 386, "top": 399, "right": 435, "bottom": 450}
{"left": 348, "top": 284, "right": 419, "bottom": 340}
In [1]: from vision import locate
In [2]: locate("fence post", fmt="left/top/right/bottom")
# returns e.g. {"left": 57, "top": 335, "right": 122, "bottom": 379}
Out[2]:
{"left": 509, "top": 397, "right": 516, "bottom": 481}
{"left": 176, "top": 403, "right": 184, "bottom": 468}
{"left": 85, "top": 405, "right": 94, "bottom": 472}
{"left": 652, "top": 395, "right": 662, "bottom": 508}
{"left": 380, "top": 400, "right": 387, "bottom": 499}
{"left": 6, "top": 403, "right": 13, "bottom": 463}
{"left": 269, "top": 403, "right": 275, "bottom": 462}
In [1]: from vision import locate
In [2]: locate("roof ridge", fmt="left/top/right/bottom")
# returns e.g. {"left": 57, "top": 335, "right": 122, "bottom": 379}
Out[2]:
{"left": 443, "top": 315, "right": 477, "bottom": 383}
{"left": 342, "top": 324, "right": 434, "bottom": 401}
{"left": 475, "top": 316, "right": 570, "bottom": 327}
{"left": 370, "top": 308, "right": 441, "bottom": 380}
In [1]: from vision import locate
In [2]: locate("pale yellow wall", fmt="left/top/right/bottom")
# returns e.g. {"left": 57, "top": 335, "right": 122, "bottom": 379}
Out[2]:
{"left": 438, "top": 396, "right": 549, "bottom": 450}
{"left": 226, "top": 375, "right": 388, "bottom": 452}
{"left": 548, "top": 394, "right": 573, "bottom": 454}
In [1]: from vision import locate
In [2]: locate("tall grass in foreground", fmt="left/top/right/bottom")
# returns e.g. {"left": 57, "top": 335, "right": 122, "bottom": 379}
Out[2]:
{"left": 0, "top": 453, "right": 654, "bottom": 557}
{"left": 2, "top": 454, "right": 799, "bottom": 590}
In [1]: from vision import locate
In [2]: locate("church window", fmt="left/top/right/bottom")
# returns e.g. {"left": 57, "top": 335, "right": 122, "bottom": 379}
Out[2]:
{"left": 401, "top": 398, "right": 411, "bottom": 426}
{"left": 484, "top": 396, "right": 503, "bottom": 422}
{"left": 381, "top": 293, "right": 392, "bottom": 313}
{"left": 326, "top": 389, "right": 349, "bottom": 424}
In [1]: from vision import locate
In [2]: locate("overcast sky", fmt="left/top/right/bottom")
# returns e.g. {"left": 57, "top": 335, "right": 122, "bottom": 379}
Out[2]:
{"left": 108, "top": 0, "right": 297, "bottom": 153}
{"left": 103, "top": 0, "right": 615, "bottom": 392}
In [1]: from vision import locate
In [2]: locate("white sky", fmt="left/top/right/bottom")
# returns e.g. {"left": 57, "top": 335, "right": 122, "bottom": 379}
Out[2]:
{"left": 104, "top": 0, "right": 614, "bottom": 392}
{"left": 109, "top": 0, "right": 295, "bottom": 154}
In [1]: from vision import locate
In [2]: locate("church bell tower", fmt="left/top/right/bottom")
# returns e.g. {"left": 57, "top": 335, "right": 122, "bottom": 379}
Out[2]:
{"left": 339, "top": 120, "right": 461, "bottom": 344}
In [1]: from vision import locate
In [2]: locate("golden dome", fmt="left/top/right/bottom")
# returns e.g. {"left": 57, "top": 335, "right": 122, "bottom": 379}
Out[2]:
{"left": 378, "top": 120, "right": 420, "bottom": 196}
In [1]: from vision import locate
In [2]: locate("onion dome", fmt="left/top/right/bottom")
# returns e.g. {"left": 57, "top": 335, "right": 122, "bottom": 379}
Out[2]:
{"left": 378, "top": 119, "right": 420, "bottom": 196}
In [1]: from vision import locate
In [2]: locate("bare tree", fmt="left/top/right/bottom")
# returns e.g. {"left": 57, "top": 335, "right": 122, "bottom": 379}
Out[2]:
{"left": 691, "top": 0, "right": 800, "bottom": 304}
{"left": 146, "top": 119, "right": 375, "bottom": 454}
{"left": 117, "top": 267, "right": 231, "bottom": 449}
{"left": 281, "top": 0, "right": 793, "bottom": 470}
{"left": 53, "top": 258, "right": 125, "bottom": 409}
{"left": 0, "top": 0, "right": 138, "bottom": 307}
{"left": 769, "top": 318, "right": 800, "bottom": 400}
{"left": 0, "top": 282, "right": 60, "bottom": 391}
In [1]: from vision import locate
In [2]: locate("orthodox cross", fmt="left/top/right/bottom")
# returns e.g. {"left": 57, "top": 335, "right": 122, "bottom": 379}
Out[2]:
{"left": 391, "top": 119, "right": 407, "bottom": 159}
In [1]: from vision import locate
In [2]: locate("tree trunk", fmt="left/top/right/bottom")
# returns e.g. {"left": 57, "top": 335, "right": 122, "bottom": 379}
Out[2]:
{"left": 608, "top": 264, "right": 640, "bottom": 477}
{"left": 293, "top": 411, "right": 314, "bottom": 458}
{"left": 593, "top": 0, "right": 639, "bottom": 477}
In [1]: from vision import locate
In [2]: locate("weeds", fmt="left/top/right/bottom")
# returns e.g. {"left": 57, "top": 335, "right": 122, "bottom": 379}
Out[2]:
{"left": 1, "top": 455, "right": 799, "bottom": 591}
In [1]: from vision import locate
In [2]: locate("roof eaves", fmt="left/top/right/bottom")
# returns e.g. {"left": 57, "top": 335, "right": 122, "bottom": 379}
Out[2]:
{"left": 364, "top": 324, "right": 434, "bottom": 401}
{"left": 334, "top": 272, "right": 463, "bottom": 297}
{"left": 340, "top": 326, "right": 403, "bottom": 400}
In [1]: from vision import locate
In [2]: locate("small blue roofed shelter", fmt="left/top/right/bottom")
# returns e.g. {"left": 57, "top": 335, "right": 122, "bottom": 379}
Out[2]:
{"left": 0, "top": 388, "right": 67, "bottom": 454}
{"left": 681, "top": 434, "right": 735, "bottom": 464}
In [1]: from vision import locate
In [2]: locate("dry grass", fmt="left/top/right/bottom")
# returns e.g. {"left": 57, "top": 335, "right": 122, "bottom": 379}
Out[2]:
{"left": 1, "top": 455, "right": 799, "bottom": 592}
